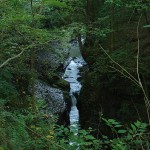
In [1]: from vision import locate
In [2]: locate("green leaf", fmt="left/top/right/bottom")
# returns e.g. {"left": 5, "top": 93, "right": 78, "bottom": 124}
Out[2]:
{"left": 118, "top": 130, "right": 126, "bottom": 134}
{"left": 143, "top": 25, "right": 150, "bottom": 28}
{"left": 127, "top": 134, "right": 132, "bottom": 140}
{"left": 108, "top": 119, "right": 116, "bottom": 122}
{"left": 131, "top": 124, "right": 136, "bottom": 131}
{"left": 114, "top": 125, "right": 122, "bottom": 128}
{"left": 129, "top": 129, "right": 133, "bottom": 134}
{"left": 108, "top": 119, "right": 119, "bottom": 125}
{"left": 134, "top": 120, "right": 141, "bottom": 127}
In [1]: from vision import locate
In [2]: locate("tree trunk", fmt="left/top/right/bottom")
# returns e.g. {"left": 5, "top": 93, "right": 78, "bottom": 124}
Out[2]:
{"left": 30, "top": 0, "right": 37, "bottom": 112}
{"left": 85, "top": 0, "right": 94, "bottom": 48}
{"left": 110, "top": 0, "right": 114, "bottom": 52}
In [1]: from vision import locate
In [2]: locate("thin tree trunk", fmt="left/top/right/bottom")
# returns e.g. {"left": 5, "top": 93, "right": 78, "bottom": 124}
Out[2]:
{"left": 30, "top": 48, "right": 37, "bottom": 112}
{"left": 30, "top": 0, "right": 37, "bottom": 112}
{"left": 85, "top": 0, "right": 94, "bottom": 48}
{"left": 110, "top": 0, "right": 114, "bottom": 52}
{"left": 87, "top": 0, "right": 93, "bottom": 23}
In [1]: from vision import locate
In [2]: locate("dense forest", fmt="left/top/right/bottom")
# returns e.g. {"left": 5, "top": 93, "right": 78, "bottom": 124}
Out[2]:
{"left": 0, "top": 0, "right": 150, "bottom": 149}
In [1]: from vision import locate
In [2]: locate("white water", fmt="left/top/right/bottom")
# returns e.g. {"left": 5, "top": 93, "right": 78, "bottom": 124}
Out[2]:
{"left": 63, "top": 57, "right": 85, "bottom": 132}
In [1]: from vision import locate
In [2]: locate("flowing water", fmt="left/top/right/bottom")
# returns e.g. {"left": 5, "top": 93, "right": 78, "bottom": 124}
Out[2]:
{"left": 63, "top": 42, "right": 86, "bottom": 136}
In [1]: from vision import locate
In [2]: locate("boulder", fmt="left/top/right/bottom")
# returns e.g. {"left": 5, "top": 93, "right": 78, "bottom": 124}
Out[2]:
{"left": 34, "top": 81, "right": 66, "bottom": 114}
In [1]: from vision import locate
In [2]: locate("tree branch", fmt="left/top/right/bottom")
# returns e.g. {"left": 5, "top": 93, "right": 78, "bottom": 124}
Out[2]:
{"left": 137, "top": 14, "right": 142, "bottom": 86}
{"left": 99, "top": 44, "right": 139, "bottom": 84}
{"left": 137, "top": 14, "right": 150, "bottom": 124}
{"left": 0, "top": 50, "right": 25, "bottom": 69}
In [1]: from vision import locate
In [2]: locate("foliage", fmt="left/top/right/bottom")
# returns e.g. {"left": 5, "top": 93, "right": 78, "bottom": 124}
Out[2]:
{"left": 0, "top": 1, "right": 72, "bottom": 148}
{"left": 102, "top": 118, "right": 150, "bottom": 149}
{"left": 55, "top": 125, "right": 101, "bottom": 150}
{"left": 1, "top": 0, "right": 150, "bottom": 149}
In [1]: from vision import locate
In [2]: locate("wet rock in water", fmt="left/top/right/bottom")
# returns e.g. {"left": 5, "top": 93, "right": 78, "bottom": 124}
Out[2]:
{"left": 73, "top": 92, "right": 79, "bottom": 100}
{"left": 34, "top": 81, "right": 66, "bottom": 114}
{"left": 63, "top": 57, "right": 72, "bottom": 70}
{"left": 57, "top": 90, "right": 71, "bottom": 126}
{"left": 77, "top": 76, "right": 82, "bottom": 82}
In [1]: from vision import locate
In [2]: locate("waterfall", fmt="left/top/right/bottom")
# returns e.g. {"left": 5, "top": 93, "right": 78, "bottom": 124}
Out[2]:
{"left": 62, "top": 39, "right": 86, "bottom": 148}
{"left": 63, "top": 57, "right": 85, "bottom": 134}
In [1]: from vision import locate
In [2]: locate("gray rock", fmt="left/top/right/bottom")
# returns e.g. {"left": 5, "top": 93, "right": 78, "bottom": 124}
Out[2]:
{"left": 34, "top": 81, "right": 66, "bottom": 114}
{"left": 36, "top": 41, "right": 70, "bottom": 73}
{"left": 36, "top": 50, "right": 62, "bottom": 70}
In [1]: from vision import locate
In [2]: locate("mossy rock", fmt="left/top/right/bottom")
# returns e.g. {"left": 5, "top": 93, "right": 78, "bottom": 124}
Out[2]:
{"left": 41, "top": 71, "right": 70, "bottom": 91}
{"left": 55, "top": 78, "right": 70, "bottom": 91}
{"left": 44, "top": 72, "right": 60, "bottom": 84}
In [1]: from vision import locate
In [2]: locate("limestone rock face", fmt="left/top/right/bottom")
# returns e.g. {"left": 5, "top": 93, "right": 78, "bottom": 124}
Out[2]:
{"left": 34, "top": 81, "right": 66, "bottom": 114}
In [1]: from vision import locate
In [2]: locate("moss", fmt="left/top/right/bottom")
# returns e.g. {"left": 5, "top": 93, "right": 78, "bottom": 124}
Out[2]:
{"left": 43, "top": 72, "right": 60, "bottom": 85}
{"left": 55, "top": 78, "right": 70, "bottom": 91}
{"left": 42, "top": 71, "right": 70, "bottom": 91}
